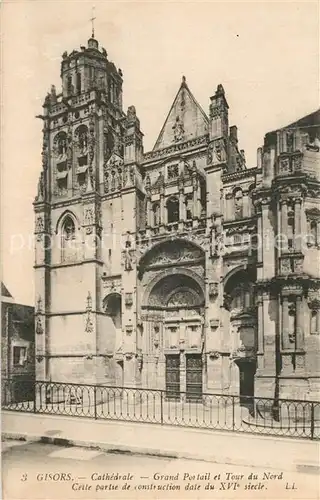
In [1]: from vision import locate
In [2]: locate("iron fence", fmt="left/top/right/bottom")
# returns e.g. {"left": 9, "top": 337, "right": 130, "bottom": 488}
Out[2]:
{"left": 2, "top": 378, "right": 319, "bottom": 440}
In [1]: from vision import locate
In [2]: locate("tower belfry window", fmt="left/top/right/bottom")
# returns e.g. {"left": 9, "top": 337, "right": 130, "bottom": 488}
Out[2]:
{"left": 76, "top": 73, "right": 81, "bottom": 94}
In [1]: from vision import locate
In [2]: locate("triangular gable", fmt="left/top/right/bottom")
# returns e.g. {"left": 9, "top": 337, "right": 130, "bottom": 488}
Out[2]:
{"left": 153, "top": 77, "right": 209, "bottom": 151}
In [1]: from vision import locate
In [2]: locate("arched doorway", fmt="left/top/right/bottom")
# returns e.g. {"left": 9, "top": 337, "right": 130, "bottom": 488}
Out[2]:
{"left": 224, "top": 268, "right": 257, "bottom": 403}
{"left": 146, "top": 271, "right": 205, "bottom": 399}
{"left": 103, "top": 293, "right": 123, "bottom": 386}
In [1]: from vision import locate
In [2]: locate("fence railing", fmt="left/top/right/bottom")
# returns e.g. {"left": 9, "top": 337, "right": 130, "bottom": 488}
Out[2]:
{"left": 2, "top": 379, "right": 319, "bottom": 440}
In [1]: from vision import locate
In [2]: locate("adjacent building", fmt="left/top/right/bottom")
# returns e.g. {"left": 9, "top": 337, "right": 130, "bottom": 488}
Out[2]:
{"left": 33, "top": 34, "right": 320, "bottom": 403}
{"left": 1, "top": 283, "right": 35, "bottom": 402}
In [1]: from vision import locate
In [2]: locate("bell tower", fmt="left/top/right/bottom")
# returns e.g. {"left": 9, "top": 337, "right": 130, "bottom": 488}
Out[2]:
{"left": 34, "top": 32, "right": 127, "bottom": 385}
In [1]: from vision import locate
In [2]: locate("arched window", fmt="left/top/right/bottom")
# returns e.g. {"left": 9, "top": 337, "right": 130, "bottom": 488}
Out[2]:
{"left": 152, "top": 202, "right": 160, "bottom": 226}
{"left": 67, "top": 75, "right": 73, "bottom": 95}
{"left": 76, "top": 73, "right": 81, "bottom": 94}
{"left": 167, "top": 197, "right": 179, "bottom": 223}
{"left": 75, "top": 125, "right": 88, "bottom": 154}
{"left": 55, "top": 132, "right": 67, "bottom": 156}
{"left": 311, "top": 309, "right": 317, "bottom": 334}
{"left": 61, "top": 215, "right": 77, "bottom": 263}
{"left": 104, "top": 293, "right": 122, "bottom": 329}
{"left": 234, "top": 189, "right": 243, "bottom": 220}
{"left": 310, "top": 221, "right": 318, "bottom": 246}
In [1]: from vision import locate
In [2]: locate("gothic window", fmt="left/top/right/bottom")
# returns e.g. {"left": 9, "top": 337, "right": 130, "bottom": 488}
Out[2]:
{"left": 310, "top": 221, "right": 318, "bottom": 246}
{"left": 67, "top": 76, "right": 73, "bottom": 95}
{"left": 55, "top": 132, "right": 67, "bottom": 156}
{"left": 234, "top": 189, "right": 243, "bottom": 220}
{"left": 76, "top": 73, "right": 81, "bottom": 94}
{"left": 104, "top": 293, "right": 122, "bottom": 329}
{"left": 311, "top": 309, "right": 317, "bottom": 334}
{"left": 75, "top": 125, "right": 88, "bottom": 154}
{"left": 152, "top": 202, "right": 160, "bottom": 226}
{"left": 61, "top": 215, "right": 77, "bottom": 263}
{"left": 167, "top": 197, "right": 179, "bottom": 223}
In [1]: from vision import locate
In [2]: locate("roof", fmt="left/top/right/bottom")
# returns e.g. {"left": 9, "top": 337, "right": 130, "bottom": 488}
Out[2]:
{"left": 153, "top": 76, "right": 209, "bottom": 151}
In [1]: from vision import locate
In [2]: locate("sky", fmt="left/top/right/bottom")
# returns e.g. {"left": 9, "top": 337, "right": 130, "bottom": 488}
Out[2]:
{"left": 1, "top": 0, "right": 319, "bottom": 305}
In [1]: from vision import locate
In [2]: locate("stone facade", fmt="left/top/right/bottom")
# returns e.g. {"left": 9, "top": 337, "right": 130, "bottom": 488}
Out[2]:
{"left": 34, "top": 35, "right": 320, "bottom": 402}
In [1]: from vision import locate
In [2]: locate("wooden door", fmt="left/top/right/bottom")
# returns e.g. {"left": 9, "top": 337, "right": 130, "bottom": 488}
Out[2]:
{"left": 165, "top": 355, "right": 180, "bottom": 398}
{"left": 186, "top": 354, "right": 202, "bottom": 400}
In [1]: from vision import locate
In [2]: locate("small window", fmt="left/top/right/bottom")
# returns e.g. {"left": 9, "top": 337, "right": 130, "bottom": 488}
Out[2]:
{"left": 13, "top": 346, "right": 27, "bottom": 366}
{"left": 167, "top": 197, "right": 179, "bottom": 223}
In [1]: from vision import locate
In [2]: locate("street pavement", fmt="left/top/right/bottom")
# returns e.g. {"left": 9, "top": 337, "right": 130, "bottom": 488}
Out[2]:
{"left": 2, "top": 439, "right": 319, "bottom": 499}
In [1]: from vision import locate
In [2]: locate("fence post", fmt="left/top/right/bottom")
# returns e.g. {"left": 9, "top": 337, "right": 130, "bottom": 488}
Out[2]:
{"left": 34, "top": 381, "right": 37, "bottom": 413}
{"left": 310, "top": 402, "right": 315, "bottom": 440}
{"left": 232, "top": 395, "right": 235, "bottom": 431}
{"left": 94, "top": 385, "right": 97, "bottom": 420}
{"left": 160, "top": 390, "right": 164, "bottom": 425}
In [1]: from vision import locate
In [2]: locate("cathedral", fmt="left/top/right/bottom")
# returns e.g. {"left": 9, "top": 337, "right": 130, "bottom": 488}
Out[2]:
{"left": 34, "top": 33, "right": 320, "bottom": 403}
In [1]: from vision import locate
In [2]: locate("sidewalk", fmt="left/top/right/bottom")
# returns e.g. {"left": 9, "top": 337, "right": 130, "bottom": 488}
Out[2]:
{"left": 2, "top": 410, "right": 319, "bottom": 473}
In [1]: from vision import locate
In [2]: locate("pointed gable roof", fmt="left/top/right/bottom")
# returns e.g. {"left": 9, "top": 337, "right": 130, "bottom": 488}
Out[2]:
{"left": 153, "top": 76, "right": 209, "bottom": 151}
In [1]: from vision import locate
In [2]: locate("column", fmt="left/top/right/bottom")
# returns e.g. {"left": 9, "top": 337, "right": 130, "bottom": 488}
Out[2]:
{"left": 243, "top": 191, "right": 249, "bottom": 218}
{"left": 281, "top": 201, "right": 288, "bottom": 252}
{"left": 316, "top": 308, "right": 320, "bottom": 334}
{"left": 193, "top": 178, "right": 198, "bottom": 217}
{"left": 295, "top": 295, "right": 304, "bottom": 350}
{"left": 146, "top": 197, "right": 151, "bottom": 227}
{"left": 160, "top": 193, "right": 165, "bottom": 227}
{"left": 197, "top": 182, "right": 202, "bottom": 219}
{"left": 257, "top": 211, "right": 263, "bottom": 262}
{"left": 257, "top": 297, "right": 264, "bottom": 353}
{"left": 294, "top": 199, "right": 302, "bottom": 252}
{"left": 179, "top": 189, "right": 184, "bottom": 221}
{"left": 282, "top": 296, "right": 290, "bottom": 350}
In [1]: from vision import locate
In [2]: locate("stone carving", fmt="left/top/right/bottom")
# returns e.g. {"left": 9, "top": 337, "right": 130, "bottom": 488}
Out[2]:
{"left": 36, "top": 172, "right": 45, "bottom": 201}
{"left": 208, "top": 282, "right": 219, "bottom": 298}
{"left": 35, "top": 216, "right": 44, "bottom": 233}
{"left": 278, "top": 156, "right": 291, "bottom": 175}
{"left": 125, "top": 324, "right": 133, "bottom": 336}
{"left": 125, "top": 293, "right": 133, "bottom": 306}
{"left": 209, "top": 319, "right": 219, "bottom": 329}
{"left": 281, "top": 259, "right": 291, "bottom": 274}
{"left": 84, "top": 207, "right": 94, "bottom": 225}
{"left": 167, "top": 289, "right": 198, "bottom": 307}
{"left": 123, "top": 234, "right": 133, "bottom": 271}
{"left": 172, "top": 116, "right": 184, "bottom": 142}
{"left": 36, "top": 316, "right": 43, "bottom": 335}
{"left": 208, "top": 351, "right": 220, "bottom": 360}
{"left": 208, "top": 139, "right": 226, "bottom": 165}
{"left": 143, "top": 241, "right": 203, "bottom": 267}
